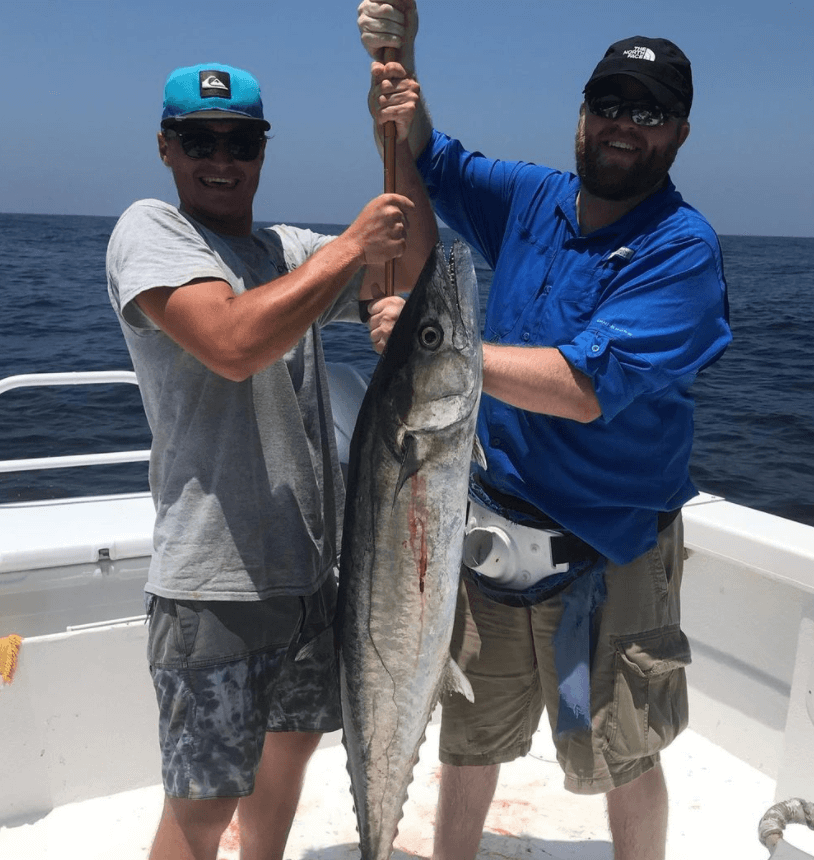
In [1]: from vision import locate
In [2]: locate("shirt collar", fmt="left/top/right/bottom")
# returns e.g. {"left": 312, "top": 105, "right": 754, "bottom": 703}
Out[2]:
{"left": 557, "top": 174, "right": 680, "bottom": 240}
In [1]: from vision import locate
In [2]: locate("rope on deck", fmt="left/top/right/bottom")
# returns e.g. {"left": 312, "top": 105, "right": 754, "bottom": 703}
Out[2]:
{"left": 759, "top": 798, "right": 814, "bottom": 850}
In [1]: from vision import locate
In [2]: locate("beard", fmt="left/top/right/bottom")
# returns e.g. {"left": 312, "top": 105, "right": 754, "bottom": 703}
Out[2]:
{"left": 574, "top": 114, "right": 681, "bottom": 202}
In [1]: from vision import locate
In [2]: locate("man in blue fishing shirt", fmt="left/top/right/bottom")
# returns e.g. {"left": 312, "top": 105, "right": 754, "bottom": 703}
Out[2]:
{"left": 107, "top": 62, "right": 435, "bottom": 860}
{"left": 358, "top": 3, "right": 731, "bottom": 859}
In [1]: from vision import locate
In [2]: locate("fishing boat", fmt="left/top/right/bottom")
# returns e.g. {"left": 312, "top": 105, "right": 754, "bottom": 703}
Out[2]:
{"left": 2, "top": 369, "right": 814, "bottom": 859}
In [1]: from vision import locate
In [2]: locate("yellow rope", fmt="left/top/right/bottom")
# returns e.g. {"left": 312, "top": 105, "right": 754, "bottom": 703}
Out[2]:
{"left": 0, "top": 634, "right": 23, "bottom": 686}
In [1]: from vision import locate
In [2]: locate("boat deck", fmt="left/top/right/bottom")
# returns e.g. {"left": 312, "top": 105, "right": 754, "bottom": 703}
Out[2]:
{"left": 3, "top": 720, "right": 812, "bottom": 860}
{"left": 4, "top": 372, "right": 814, "bottom": 859}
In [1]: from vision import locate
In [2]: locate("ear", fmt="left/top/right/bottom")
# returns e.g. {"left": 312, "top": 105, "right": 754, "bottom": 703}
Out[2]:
{"left": 677, "top": 119, "right": 690, "bottom": 149}
{"left": 157, "top": 131, "right": 170, "bottom": 165}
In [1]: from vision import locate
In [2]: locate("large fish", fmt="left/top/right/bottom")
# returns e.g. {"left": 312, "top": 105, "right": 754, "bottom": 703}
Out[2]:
{"left": 337, "top": 241, "right": 483, "bottom": 860}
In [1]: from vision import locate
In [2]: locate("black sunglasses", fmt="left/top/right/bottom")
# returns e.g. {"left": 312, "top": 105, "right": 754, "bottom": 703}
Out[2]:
{"left": 586, "top": 94, "right": 683, "bottom": 128}
{"left": 162, "top": 126, "right": 267, "bottom": 161}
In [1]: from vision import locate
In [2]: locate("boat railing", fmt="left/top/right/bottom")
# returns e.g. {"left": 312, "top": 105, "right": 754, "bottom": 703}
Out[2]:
{"left": 0, "top": 371, "right": 150, "bottom": 474}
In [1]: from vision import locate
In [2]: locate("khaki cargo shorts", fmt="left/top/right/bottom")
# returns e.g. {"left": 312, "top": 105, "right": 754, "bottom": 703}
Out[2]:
{"left": 439, "top": 515, "right": 690, "bottom": 795}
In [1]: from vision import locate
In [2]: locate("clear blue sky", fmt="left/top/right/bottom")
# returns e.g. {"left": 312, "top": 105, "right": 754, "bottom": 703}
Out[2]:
{"left": 2, "top": 0, "right": 812, "bottom": 237}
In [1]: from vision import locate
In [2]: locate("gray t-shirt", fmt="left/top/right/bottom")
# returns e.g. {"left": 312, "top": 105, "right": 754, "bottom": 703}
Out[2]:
{"left": 106, "top": 199, "right": 363, "bottom": 600}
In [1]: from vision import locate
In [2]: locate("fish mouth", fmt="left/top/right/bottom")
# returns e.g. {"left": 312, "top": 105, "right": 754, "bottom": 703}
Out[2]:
{"left": 447, "top": 245, "right": 479, "bottom": 347}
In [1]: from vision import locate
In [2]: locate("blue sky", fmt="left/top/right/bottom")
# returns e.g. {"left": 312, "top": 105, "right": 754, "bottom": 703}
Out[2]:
{"left": 2, "top": 0, "right": 812, "bottom": 237}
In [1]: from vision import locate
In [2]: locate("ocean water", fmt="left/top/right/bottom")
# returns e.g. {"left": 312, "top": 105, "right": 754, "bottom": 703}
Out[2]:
{"left": 1, "top": 213, "right": 812, "bottom": 527}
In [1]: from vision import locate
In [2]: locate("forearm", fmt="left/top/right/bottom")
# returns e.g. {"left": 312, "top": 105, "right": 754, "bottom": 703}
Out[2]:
{"left": 399, "top": 89, "right": 432, "bottom": 160}
{"left": 364, "top": 65, "right": 435, "bottom": 294}
{"left": 227, "top": 235, "right": 370, "bottom": 374}
{"left": 371, "top": 90, "right": 432, "bottom": 161}
{"left": 482, "top": 343, "right": 602, "bottom": 423}
{"left": 410, "top": 97, "right": 433, "bottom": 158}
{"left": 377, "top": 139, "right": 437, "bottom": 294}
{"left": 138, "top": 234, "right": 367, "bottom": 382}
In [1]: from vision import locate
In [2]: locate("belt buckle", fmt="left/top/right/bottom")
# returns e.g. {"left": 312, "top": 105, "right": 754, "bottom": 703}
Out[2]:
{"left": 532, "top": 528, "right": 569, "bottom": 578}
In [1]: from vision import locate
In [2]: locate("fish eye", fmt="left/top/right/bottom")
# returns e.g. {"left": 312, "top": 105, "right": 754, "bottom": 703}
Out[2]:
{"left": 418, "top": 323, "right": 443, "bottom": 351}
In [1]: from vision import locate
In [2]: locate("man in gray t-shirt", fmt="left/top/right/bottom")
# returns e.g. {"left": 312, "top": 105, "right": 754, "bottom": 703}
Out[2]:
{"left": 106, "top": 62, "right": 435, "bottom": 859}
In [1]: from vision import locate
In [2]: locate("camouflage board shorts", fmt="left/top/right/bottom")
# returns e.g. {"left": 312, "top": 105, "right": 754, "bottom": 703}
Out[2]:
{"left": 146, "top": 574, "right": 341, "bottom": 799}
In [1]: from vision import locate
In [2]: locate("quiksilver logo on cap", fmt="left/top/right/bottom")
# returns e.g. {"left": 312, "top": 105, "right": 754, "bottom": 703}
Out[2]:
{"left": 622, "top": 47, "right": 656, "bottom": 62}
{"left": 199, "top": 70, "right": 231, "bottom": 99}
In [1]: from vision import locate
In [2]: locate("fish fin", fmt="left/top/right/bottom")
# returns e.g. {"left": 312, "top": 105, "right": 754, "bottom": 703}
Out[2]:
{"left": 444, "top": 656, "right": 475, "bottom": 703}
{"left": 394, "top": 433, "right": 422, "bottom": 503}
{"left": 472, "top": 435, "right": 487, "bottom": 470}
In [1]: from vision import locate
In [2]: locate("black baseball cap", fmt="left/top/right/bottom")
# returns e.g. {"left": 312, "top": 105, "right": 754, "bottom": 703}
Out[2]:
{"left": 584, "top": 37, "right": 693, "bottom": 116}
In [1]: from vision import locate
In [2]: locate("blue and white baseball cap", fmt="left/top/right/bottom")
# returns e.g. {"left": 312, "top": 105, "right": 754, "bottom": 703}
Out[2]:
{"left": 161, "top": 63, "right": 271, "bottom": 129}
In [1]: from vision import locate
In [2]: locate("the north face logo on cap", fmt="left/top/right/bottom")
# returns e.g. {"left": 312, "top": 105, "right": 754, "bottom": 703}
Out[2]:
{"left": 199, "top": 70, "right": 231, "bottom": 99}
{"left": 622, "top": 47, "right": 657, "bottom": 62}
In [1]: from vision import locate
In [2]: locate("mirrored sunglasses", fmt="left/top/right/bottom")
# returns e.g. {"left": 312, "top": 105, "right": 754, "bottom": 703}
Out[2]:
{"left": 586, "top": 94, "right": 682, "bottom": 128}
{"left": 163, "top": 127, "right": 267, "bottom": 161}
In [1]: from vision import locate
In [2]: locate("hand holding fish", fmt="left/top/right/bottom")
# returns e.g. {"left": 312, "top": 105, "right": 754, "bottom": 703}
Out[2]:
{"left": 366, "top": 293, "right": 406, "bottom": 354}
{"left": 358, "top": 0, "right": 418, "bottom": 70}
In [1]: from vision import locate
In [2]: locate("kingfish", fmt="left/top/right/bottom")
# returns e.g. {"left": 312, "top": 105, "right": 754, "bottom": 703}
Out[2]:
{"left": 337, "top": 241, "right": 483, "bottom": 860}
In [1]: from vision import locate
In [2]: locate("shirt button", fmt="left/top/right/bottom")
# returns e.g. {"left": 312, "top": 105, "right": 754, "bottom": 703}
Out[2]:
{"left": 522, "top": 331, "right": 530, "bottom": 342}
{"left": 591, "top": 345, "right": 600, "bottom": 353}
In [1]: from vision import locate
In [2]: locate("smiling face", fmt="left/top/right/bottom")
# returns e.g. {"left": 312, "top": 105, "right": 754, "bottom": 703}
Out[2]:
{"left": 575, "top": 76, "right": 690, "bottom": 203}
{"left": 157, "top": 119, "right": 266, "bottom": 236}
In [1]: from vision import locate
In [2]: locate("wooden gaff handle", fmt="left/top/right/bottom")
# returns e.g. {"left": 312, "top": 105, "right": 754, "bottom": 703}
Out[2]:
{"left": 383, "top": 46, "right": 397, "bottom": 296}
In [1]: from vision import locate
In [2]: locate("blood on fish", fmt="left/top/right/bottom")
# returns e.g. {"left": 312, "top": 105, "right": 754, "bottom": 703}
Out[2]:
{"left": 409, "top": 475, "right": 428, "bottom": 593}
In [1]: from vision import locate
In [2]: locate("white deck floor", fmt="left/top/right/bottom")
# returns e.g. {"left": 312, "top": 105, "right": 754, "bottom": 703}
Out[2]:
{"left": 3, "top": 722, "right": 813, "bottom": 860}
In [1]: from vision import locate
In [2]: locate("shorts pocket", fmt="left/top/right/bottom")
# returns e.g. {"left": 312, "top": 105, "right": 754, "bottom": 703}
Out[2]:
{"left": 601, "top": 625, "right": 691, "bottom": 762}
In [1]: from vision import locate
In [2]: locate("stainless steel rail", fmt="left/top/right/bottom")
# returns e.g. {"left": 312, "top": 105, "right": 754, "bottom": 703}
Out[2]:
{"left": 0, "top": 371, "right": 150, "bottom": 474}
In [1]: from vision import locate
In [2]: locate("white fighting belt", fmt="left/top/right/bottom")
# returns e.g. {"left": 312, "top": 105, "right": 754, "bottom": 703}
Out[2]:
{"left": 463, "top": 497, "right": 570, "bottom": 591}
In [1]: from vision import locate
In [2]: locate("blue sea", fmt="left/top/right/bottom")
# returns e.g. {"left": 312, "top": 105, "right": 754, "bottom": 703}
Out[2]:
{"left": 1, "top": 212, "right": 812, "bottom": 527}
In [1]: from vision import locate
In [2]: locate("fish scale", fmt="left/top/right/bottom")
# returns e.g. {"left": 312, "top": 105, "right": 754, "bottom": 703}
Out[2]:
{"left": 337, "top": 241, "right": 483, "bottom": 860}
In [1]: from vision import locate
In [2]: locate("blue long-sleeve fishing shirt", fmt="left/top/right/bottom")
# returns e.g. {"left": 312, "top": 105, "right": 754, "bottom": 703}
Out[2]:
{"left": 417, "top": 130, "right": 731, "bottom": 564}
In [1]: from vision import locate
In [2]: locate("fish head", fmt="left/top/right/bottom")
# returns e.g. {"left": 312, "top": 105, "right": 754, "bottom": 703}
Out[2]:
{"left": 379, "top": 240, "right": 482, "bottom": 437}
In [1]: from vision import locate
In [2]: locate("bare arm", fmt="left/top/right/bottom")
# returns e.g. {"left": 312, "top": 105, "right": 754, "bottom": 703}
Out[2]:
{"left": 482, "top": 343, "right": 602, "bottom": 423}
{"left": 136, "top": 194, "right": 413, "bottom": 382}
{"left": 359, "top": 0, "right": 431, "bottom": 158}
{"left": 358, "top": 0, "right": 435, "bottom": 294}
{"left": 360, "top": 138, "right": 437, "bottom": 298}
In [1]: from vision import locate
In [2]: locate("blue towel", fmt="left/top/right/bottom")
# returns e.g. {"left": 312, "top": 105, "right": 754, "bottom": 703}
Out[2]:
{"left": 553, "top": 559, "right": 607, "bottom": 737}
